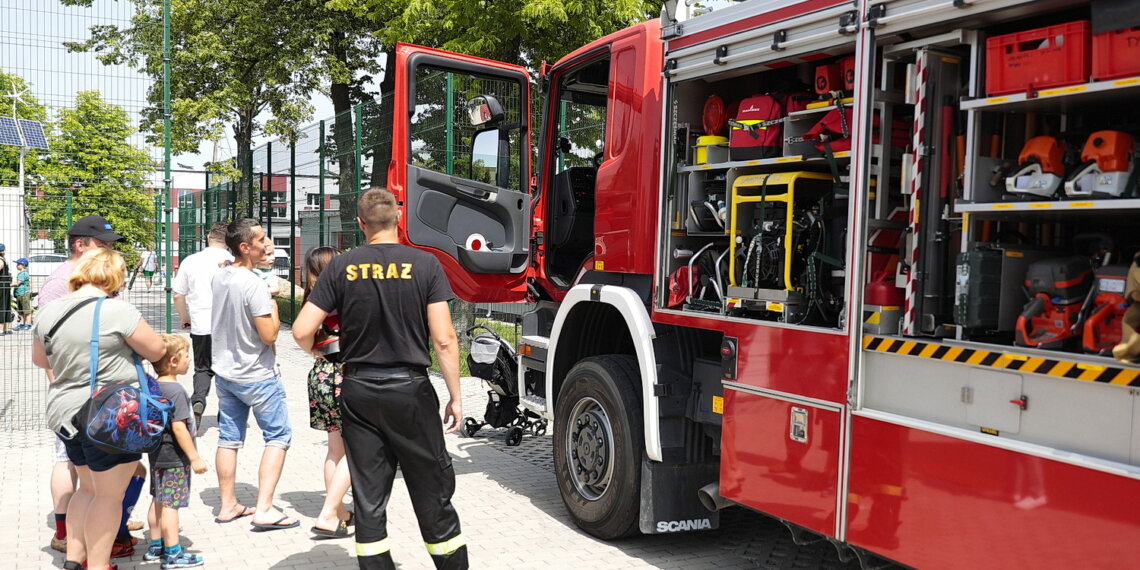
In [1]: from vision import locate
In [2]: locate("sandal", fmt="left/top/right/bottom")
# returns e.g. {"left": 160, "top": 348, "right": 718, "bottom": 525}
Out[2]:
{"left": 214, "top": 504, "right": 255, "bottom": 523}
{"left": 310, "top": 520, "right": 352, "bottom": 539}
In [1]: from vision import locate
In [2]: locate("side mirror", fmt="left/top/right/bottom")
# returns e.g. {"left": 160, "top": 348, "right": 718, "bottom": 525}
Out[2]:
{"left": 466, "top": 95, "right": 505, "bottom": 128}
{"left": 470, "top": 128, "right": 500, "bottom": 185}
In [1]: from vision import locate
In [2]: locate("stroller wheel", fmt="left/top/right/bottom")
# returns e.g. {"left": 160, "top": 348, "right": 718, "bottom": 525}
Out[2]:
{"left": 505, "top": 426, "right": 524, "bottom": 447}
{"left": 462, "top": 418, "right": 482, "bottom": 438}
{"left": 533, "top": 420, "right": 548, "bottom": 437}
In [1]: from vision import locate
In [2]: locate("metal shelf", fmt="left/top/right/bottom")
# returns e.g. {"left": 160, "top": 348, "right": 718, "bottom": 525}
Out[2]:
{"left": 955, "top": 197, "right": 1140, "bottom": 213}
{"left": 961, "top": 76, "right": 1140, "bottom": 113}
{"left": 677, "top": 151, "right": 851, "bottom": 173}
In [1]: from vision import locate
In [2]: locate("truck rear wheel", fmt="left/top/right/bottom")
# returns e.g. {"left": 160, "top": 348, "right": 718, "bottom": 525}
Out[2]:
{"left": 553, "top": 355, "right": 642, "bottom": 539}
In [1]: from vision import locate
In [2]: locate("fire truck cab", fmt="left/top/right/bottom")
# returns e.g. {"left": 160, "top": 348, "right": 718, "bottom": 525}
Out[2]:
{"left": 388, "top": 0, "right": 1140, "bottom": 567}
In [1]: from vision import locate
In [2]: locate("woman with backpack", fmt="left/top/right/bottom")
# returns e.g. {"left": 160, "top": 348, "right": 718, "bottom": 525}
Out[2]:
{"left": 30, "top": 248, "right": 167, "bottom": 570}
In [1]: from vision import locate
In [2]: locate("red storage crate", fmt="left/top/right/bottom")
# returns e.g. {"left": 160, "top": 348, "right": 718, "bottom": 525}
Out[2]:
{"left": 1093, "top": 26, "right": 1140, "bottom": 80}
{"left": 985, "top": 21, "right": 1090, "bottom": 96}
{"left": 814, "top": 63, "right": 842, "bottom": 95}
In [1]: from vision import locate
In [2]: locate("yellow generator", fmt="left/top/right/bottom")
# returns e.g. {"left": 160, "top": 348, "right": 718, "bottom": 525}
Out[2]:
{"left": 725, "top": 171, "right": 846, "bottom": 325}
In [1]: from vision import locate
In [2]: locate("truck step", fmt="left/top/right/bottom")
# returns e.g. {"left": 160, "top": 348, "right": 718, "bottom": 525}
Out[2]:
{"left": 520, "top": 394, "right": 548, "bottom": 414}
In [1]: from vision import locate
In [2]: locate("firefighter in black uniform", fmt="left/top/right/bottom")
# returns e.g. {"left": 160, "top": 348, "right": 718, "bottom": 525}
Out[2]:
{"left": 293, "top": 187, "right": 466, "bottom": 570}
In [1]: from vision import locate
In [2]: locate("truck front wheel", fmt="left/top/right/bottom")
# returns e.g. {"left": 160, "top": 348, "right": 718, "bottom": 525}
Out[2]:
{"left": 553, "top": 355, "right": 643, "bottom": 539}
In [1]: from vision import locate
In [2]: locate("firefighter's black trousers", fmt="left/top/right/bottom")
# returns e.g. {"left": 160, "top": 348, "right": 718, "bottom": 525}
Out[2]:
{"left": 340, "top": 365, "right": 467, "bottom": 570}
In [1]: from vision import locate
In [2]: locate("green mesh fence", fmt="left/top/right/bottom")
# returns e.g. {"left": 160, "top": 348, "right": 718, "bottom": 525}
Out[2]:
{"left": 1, "top": 9, "right": 527, "bottom": 433}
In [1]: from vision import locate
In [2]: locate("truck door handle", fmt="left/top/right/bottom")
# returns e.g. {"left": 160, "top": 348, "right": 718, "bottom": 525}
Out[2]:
{"left": 455, "top": 183, "right": 490, "bottom": 200}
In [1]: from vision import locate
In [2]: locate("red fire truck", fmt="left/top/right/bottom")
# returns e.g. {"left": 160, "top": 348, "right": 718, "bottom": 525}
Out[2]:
{"left": 384, "top": 0, "right": 1140, "bottom": 567}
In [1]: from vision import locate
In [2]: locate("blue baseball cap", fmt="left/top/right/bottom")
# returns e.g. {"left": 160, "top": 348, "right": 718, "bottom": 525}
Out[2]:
{"left": 16, "top": 258, "right": 29, "bottom": 266}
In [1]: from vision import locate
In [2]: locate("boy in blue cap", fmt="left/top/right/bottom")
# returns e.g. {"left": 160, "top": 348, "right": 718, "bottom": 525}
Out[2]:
{"left": 14, "top": 257, "right": 32, "bottom": 330}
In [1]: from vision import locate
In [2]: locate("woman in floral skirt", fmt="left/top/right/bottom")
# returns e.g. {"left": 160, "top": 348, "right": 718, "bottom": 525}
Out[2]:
{"left": 303, "top": 246, "right": 354, "bottom": 538}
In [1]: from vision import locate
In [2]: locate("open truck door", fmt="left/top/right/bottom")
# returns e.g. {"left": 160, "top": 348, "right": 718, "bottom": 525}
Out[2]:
{"left": 393, "top": 43, "right": 532, "bottom": 302}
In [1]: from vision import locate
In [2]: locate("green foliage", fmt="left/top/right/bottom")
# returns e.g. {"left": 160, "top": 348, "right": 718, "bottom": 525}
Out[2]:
{"left": 26, "top": 91, "right": 156, "bottom": 264}
{"left": 329, "top": 0, "right": 659, "bottom": 68}
{"left": 0, "top": 71, "right": 49, "bottom": 189}
{"left": 63, "top": 0, "right": 326, "bottom": 200}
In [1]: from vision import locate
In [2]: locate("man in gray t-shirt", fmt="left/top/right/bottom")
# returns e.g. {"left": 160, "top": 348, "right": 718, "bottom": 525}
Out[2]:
{"left": 210, "top": 218, "right": 297, "bottom": 529}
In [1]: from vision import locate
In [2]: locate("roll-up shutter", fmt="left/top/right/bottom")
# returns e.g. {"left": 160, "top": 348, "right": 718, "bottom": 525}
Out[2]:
{"left": 664, "top": 3, "right": 857, "bottom": 83}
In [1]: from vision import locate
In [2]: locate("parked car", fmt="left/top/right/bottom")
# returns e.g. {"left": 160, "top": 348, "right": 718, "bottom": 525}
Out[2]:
{"left": 25, "top": 253, "right": 68, "bottom": 291}
{"left": 27, "top": 253, "right": 67, "bottom": 277}
{"left": 272, "top": 250, "right": 292, "bottom": 280}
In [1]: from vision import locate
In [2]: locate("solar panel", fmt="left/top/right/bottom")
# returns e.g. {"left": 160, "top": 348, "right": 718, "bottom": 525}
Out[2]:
{"left": 18, "top": 119, "right": 48, "bottom": 149}
{"left": 0, "top": 117, "right": 20, "bottom": 147}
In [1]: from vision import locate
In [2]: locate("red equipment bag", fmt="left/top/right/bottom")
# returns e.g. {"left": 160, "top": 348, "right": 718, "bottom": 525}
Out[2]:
{"left": 667, "top": 264, "right": 699, "bottom": 308}
{"left": 783, "top": 92, "right": 813, "bottom": 115}
{"left": 729, "top": 94, "right": 783, "bottom": 160}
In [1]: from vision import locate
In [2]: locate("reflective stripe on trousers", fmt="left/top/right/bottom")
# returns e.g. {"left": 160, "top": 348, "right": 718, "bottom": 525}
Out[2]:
{"left": 340, "top": 370, "right": 467, "bottom": 570}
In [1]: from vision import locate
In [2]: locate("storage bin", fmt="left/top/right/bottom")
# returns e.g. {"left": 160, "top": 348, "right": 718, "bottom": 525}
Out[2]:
{"left": 1092, "top": 26, "right": 1140, "bottom": 80}
{"left": 985, "top": 20, "right": 1090, "bottom": 95}
{"left": 814, "top": 63, "right": 842, "bottom": 95}
{"left": 1024, "top": 256, "right": 1094, "bottom": 304}
{"left": 840, "top": 56, "right": 856, "bottom": 91}
{"left": 694, "top": 136, "right": 729, "bottom": 164}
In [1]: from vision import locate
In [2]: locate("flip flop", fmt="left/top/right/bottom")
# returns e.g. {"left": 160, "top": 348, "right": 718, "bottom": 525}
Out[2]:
{"left": 310, "top": 520, "right": 353, "bottom": 539}
{"left": 251, "top": 516, "right": 301, "bottom": 532}
{"left": 214, "top": 505, "right": 255, "bottom": 523}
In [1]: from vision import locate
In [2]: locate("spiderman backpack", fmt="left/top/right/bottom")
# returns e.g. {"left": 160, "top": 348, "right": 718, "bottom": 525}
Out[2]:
{"left": 78, "top": 297, "right": 172, "bottom": 454}
{"left": 730, "top": 94, "right": 783, "bottom": 160}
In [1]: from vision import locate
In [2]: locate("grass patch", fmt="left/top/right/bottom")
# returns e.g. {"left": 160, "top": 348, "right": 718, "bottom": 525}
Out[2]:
{"left": 431, "top": 317, "right": 520, "bottom": 376}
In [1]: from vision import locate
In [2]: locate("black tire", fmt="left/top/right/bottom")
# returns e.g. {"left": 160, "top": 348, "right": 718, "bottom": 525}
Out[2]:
{"left": 553, "top": 355, "right": 642, "bottom": 540}
{"left": 505, "top": 426, "right": 524, "bottom": 446}
{"left": 462, "top": 418, "right": 481, "bottom": 438}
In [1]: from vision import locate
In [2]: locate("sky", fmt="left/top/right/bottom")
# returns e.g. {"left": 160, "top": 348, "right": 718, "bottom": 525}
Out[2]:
{"left": 1, "top": 0, "right": 334, "bottom": 180}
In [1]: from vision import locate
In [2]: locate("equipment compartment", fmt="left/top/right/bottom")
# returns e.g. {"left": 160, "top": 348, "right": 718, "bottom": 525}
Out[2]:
{"left": 661, "top": 53, "right": 864, "bottom": 329}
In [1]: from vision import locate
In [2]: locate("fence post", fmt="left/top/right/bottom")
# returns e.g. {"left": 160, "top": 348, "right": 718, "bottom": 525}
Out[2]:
{"left": 247, "top": 149, "right": 255, "bottom": 219}
{"left": 265, "top": 141, "right": 273, "bottom": 239}
{"left": 289, "top": 137, "right": 297, "bottom": 322}
{"left": 446, "top": 72, "right": 454, "bottom": 174}
{"left": 354, "top": 104, "right": 364, "bottom": 247}
{"left": 65, "top": 189, "right": 73, "bottom": 239}
{"left": 319, "top": 119, "right": 326, "bottom": 248}
{"left": 163, "top": 0, "right": 173, "bottom": 332}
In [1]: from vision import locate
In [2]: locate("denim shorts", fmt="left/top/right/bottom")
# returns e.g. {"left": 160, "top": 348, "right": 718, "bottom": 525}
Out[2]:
{"left": 215, "top": 374, "right": 292, "bottom": 449}
{"left": 61, "top": 427, "right": 141, "bottom": 472}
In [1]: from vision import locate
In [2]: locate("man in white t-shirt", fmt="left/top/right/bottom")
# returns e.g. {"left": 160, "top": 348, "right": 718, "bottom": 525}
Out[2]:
{"left": 136, "top": 245, "right": 159, "bottom": 289}
{"left": 172, "top": 222, "right": 234, "bottom": 427}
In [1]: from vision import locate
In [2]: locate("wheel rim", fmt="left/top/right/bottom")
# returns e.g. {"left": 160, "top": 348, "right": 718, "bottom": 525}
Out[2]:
{"left": 565, "top": 396, "right": 615, "bottom": 501}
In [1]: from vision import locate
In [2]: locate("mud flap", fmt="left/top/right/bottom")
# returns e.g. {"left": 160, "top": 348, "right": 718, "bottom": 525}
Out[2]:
{"left": 639, "top": 460, "right": 720, "bottom": 534}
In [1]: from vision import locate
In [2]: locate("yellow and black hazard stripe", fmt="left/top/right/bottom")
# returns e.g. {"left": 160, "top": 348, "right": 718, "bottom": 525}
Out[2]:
{"left": 862, "top": 336, "right": 1140, "bottom": 387}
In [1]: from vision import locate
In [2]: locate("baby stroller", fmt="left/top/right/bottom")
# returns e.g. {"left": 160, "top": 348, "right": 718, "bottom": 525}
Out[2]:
{"left": 463, "top": 324, "right": 548, "bottom": 446}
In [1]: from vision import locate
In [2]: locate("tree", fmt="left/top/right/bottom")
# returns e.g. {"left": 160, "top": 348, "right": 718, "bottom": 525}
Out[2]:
{"left": 0, "top": 71, "right": 49, "bottom": 191}
{"left": 27, "top": 90, "right": 156, "bottom": 265}
{"left": 296, "top": 0, "right": 386, "bottom": 246}
{"left": 330, "top": 0, "right": 657, "bottom": 67}
{"left": 62, "top": 0, "right": 323, "bottom": 213}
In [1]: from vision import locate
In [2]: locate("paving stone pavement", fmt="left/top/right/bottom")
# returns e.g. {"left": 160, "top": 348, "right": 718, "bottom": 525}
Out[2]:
{"left": 2, "top": 329, "right": 862, "bottom": 570}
